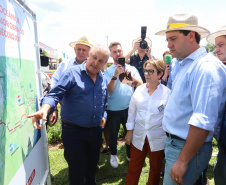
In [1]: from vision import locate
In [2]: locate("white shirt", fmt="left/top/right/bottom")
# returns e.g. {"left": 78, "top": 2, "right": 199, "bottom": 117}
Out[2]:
{"left": 126, "top": 83, "right": 171, "bottom": 151}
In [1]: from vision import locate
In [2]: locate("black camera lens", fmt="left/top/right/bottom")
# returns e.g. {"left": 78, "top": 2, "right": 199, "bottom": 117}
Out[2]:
{"left": 141, "top": 26, "right": 147, "bottom": 38}
{"left": 140, "top": 26, "right": 147, "bottom": 49}
{"left": 140, "top": 40, "right": 148, "bottom": 49}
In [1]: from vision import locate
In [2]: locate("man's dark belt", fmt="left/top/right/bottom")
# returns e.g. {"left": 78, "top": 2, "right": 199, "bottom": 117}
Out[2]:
{"left": 166, "top": 132, "right": 185, "bottom": 141}
{"left": 62, "top": 119, "right": 81, "bottom": 128}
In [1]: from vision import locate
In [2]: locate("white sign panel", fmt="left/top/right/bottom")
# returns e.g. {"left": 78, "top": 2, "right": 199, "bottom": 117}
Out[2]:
{"left": 0, "top": 0, "right": 50, "bottom": 184}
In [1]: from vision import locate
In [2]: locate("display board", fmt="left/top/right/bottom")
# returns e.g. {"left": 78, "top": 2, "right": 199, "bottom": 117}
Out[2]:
{"left": 0, "top": 0, "right": 51, "bottom": 184}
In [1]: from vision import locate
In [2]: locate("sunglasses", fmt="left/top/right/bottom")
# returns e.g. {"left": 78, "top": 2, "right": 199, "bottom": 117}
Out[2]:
{"left": 143, "top": 69, "right": 158, "bottom": 75}
{"left": 138, "top": 61, "right": 143, "bottom": 69}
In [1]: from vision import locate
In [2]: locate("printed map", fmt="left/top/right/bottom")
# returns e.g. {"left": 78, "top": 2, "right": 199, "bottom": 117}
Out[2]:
{"left": 0, "top": 56, "right": 39, "bottom": 185}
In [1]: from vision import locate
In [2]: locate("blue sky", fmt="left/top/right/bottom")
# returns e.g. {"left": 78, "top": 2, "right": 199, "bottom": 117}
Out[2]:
{"left": 27, "top": 0, "right": 226, "bottom": 59}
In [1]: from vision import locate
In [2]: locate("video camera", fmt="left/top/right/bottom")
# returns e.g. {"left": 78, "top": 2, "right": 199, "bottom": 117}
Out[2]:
{"left": 140, "top": 26, "right": 148, "bottom": 49}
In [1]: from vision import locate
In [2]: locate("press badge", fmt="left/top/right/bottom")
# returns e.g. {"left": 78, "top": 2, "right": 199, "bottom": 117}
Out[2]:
{"left": 158, "top": 105, "right": 164, "bottom": 112}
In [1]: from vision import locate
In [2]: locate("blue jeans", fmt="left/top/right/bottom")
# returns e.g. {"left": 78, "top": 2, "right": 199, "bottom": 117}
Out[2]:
{"left": 214, "top": 144, "right": 226, "bottom": 185}
{"left": 163, "top": 136, "right": 212, "bottom": 185}
{"left": 107, "top": 109, "right": 130, "bottom": 157}
{"left": 61, "top": 121, "right": 102, "bottom": 185}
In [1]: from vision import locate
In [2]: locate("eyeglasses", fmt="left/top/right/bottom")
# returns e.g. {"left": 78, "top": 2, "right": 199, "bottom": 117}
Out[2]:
{"left": 143, "top": 69, "right": 158, "bottom": 75}
{"left": 138, "top": 61, "right": 143, "bottom": 69}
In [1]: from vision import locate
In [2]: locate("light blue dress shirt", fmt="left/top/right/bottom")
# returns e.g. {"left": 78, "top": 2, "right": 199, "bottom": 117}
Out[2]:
{"left": 52, "top": 58, "right": 78, "bottom": 87}
{"left": 163, "top": 47, "right": 226, "bottom": 142}
{"left": 167, "top": 58, "right": 181, "bottom": 90}
{"left": 42, "top": 63, "right": 108, "bottom": 127}
{"left": 104, "top": 64, "right": 141, "bottom": 111}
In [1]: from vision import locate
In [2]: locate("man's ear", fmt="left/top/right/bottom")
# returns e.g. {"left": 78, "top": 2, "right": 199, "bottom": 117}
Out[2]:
{"left": 189, "top": 31, "right": 196, "bottom": 43}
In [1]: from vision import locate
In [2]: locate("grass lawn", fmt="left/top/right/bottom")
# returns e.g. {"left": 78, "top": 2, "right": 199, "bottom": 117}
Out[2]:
{"left": 49, "top": 139, "right": 218, "bottom": 185}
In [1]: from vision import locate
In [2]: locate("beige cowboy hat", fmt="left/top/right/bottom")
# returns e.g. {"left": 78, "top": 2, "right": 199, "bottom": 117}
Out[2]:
{"left": 206, "top": 26, "right": 226, "bottom": 44}
{"left": 132, "top": 37, "right": 152, "bottom": 48}
{"left": 155, "top": 14, "right": 210, "bottom": 39}
{"left": 69, "top": 36, "right": 92, "bottom": 48}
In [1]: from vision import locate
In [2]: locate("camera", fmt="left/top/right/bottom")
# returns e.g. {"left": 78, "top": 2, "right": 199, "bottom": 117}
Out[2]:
{"left": 140, "top": 26, "right": 148, "bottom": 49}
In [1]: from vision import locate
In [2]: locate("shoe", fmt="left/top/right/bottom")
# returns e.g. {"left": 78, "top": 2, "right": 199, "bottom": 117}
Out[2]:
{"left": 160, "top": 167, "right": 165, "bottom": 177}
{"left": 126, "top": 156, "right": 130, "bottom": 162}
{"left": 100, "top": 148, "right": 110, "bottom": 154}
{"left": 110, "top": 155, "right": 118, "bottom": 168}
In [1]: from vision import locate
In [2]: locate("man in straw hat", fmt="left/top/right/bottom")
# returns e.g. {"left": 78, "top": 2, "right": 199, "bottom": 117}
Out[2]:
{"left": 27, "top": 45, "right": 109, "bottom": 185}
{"left": 52, "top": 36, "right": 92, "bottom": 87}
{"left": 124, "top": 37, "right": 153, "bottom": 83}
{"left": 155, "top": 14, "right": 226, "bottom": 184}
{"left": 207, "top": 26, "right": 226, "bottom": 185}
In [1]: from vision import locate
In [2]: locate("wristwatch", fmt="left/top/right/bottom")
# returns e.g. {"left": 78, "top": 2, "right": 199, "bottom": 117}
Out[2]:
{"left": 111, "top": 76, "right": 117, "bottom": 80}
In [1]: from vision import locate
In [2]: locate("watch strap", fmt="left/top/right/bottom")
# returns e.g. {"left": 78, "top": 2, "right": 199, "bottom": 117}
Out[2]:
{"left": 111, "top": 76, "right": 117, "bottom": 80}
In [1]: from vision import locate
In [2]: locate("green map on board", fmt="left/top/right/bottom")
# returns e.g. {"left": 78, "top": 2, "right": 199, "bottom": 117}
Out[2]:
{"left": 0, "top": 56, "right": 38, "bottom": 185}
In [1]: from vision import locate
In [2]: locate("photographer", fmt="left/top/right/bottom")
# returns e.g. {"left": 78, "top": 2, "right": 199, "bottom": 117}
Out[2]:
{"left": 125, "top": 38, "right": 153, "bottom": 83}
{"left": 124, "top": 27, "right": 154, "bottom": 83}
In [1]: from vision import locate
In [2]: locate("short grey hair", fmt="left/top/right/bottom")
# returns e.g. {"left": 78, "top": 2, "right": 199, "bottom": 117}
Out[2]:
{"left": 89, "top": 45, "right": 110, "bottom": 63}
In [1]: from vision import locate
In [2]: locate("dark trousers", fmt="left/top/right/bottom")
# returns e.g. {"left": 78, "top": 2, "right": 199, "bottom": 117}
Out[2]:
{"left": 61, "top": 121, "right": 102, "bottom": 185}
{"left": 107, "top": 109, "right": 130, "bottom": 157}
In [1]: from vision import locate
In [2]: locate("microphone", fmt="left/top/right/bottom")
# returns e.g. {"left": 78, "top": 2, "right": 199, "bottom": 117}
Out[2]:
{"left": 164, "top": 54, "right": 172, "bottom": 64}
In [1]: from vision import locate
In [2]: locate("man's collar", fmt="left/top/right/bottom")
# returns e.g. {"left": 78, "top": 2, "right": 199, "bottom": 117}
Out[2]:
{"left": 137, "top": 53, "right": 149, "bottom": 60}
{"left": 80, "top": 62, "right": 86, "bottom": 71}
{"left": 74, "top": 57, "right": 78, "bottom": 65}
{"left": 186, "top": 47, "right": 206, "bottom": 61}
{"left": 75, "top": 57, "right": 87, "bottom": 65}
{"left": 181, "top": 47, "right": 206, "bottom": 66}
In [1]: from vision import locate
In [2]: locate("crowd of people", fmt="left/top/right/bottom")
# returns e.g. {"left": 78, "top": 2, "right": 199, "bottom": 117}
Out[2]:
{"left": 27, "top": 13, "right": 226, "bottom": 185}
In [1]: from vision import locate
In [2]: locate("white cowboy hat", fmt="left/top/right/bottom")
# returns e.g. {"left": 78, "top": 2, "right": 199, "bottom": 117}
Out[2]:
{"left": 206, "top": 26, "right": 226, "bottom": 44}
{"left": 132, "top": 37, "right": 152, "bottom": 48}
{"left": 69, "top": 36, "right": 92, "bottom": 48}
{"left": 155, "top": 14, "right": 210, "bottom": 39}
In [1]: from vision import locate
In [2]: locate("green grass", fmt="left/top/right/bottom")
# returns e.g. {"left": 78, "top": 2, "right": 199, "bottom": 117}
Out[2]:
{"left": 49, "top": 140, "right": 218, "bottom": 185}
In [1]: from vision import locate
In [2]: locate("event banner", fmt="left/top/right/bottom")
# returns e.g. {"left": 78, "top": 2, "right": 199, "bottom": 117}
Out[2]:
{"left": 0, "top": 0, "right": 50, "bottom": 184}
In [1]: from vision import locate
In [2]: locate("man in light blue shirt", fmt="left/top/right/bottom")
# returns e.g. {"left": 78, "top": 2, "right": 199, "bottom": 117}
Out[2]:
{"left": 52, "top": 36, "right": 92, "bottom": 87}
{"left": 207, "top": 26, "right": 226, "bottom": 185}
{"left": 104, "top": 41, "right": 142, "bottom": 168}
{"left": 156, "top": 14, "right": 226, "bottom": 185}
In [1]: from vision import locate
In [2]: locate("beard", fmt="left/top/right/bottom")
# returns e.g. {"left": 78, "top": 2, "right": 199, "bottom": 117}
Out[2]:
{"left": 113, "top": 57, "right": 119, "bottom": 63}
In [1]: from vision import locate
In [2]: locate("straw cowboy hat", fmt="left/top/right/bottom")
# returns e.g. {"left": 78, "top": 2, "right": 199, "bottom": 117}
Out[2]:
{"left": 207, "top": 26, "right": 226, "bottom": 44}
{"left": 155, "top": 14, "right": 210, "bottom": 39}
{"left": 132, "top": 37, "right": 152, "bottom": 48}
{"left": 69, "top": 36, "right": 92, "bottom": 48}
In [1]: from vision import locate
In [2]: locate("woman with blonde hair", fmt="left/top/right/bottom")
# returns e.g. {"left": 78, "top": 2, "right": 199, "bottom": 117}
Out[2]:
{"left": 125, "top": 59, "right": 171, "bottom": 185}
